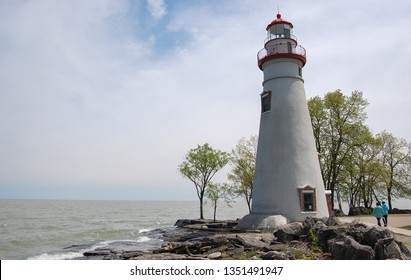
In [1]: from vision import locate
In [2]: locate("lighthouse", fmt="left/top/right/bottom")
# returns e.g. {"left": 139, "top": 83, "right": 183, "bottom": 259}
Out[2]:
{"left": 238, "top": 13, "right": 329, "bottom": 229}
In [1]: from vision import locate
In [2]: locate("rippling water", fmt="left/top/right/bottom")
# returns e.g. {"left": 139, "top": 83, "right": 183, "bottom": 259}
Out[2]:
{"left": 0, "top": 200, "right": 249, "bottom": 259}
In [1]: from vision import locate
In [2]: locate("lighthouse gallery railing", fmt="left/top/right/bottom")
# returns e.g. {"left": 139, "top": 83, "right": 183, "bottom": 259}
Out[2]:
{"left": 257, "top": 44, "right": 306, "bottom": 63}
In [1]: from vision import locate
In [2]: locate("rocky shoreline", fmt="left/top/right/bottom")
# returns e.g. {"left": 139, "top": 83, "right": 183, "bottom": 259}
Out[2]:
{"left": 81, "top": 216, "right": 411, "bottom": 260}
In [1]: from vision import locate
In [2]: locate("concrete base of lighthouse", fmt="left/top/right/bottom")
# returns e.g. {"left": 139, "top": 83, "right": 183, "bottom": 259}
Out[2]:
{"left": 236, "top": 213, "right": 288, "bottom": 231}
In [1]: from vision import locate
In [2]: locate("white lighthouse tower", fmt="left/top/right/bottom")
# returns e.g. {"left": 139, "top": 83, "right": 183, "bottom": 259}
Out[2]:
{"left": 238, "top": 13, "right": 329, "bottom": 229}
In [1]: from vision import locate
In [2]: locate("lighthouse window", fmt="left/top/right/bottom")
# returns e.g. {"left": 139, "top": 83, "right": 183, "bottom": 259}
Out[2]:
{"left": 284, "top": 26, "right": 291, "bottom": 38}
{"left": 298, "top": 67, "right": 302, "bottom": 77}
{"left": 298, "top": 186, "right": 317, "bottom": 212}
{"left": 303, "top": 192, "right": 314, "bottom": 211}
{"left": 261, "top": 91, "right": 271, "bottom": 113}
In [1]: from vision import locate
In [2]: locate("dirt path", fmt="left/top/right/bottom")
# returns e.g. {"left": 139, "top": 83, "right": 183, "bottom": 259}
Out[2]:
{"left": 339, "top": 214, "right": 411, "bottom": 228}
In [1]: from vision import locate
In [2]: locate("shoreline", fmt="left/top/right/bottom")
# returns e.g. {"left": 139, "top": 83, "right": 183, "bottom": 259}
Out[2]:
{"left": 79, "top": 216, "right": 411, "bottom": 260}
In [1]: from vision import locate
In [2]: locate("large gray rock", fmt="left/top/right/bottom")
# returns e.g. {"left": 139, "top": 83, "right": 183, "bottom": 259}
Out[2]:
{"left": 134, "top": 253, "right": 190, "bottom": 260}
{"left": 374, "top": 238, "right": 411, "bottom": 260}
{"left": 237, "top": 214, "right": 287, "bottom": 230}
{"left": 329, "top": 236, "right": 375, "bottom": 260}
{"left": 207, "top": 252, "right": 222, "bottom": 259}
{"left": 348, "top": 223, "right": 368, "bottom": 243}
{"left": 235, "top": 234, "right": 271, "bottom": 249}
{"left": 324, "top": 216, "right": 342, "bottom": 226}
{"left": 274, "top": 222, "right": 304, "bottom": 243}
{"left": 262, "top": 251, "right": 295, "bottom": 260}
{"left": 302, "top": 217, "right": 324, "bottom": 229}
{"left": 121, "top": 251, "right": 145, "bottom": 259}
{"left": 362, "top": 226, "right": 394, "bottom": 247}
{"left": 226, "top": 246, "right": 245, "bottom": 257}
{"left": 315, "top": 224, "right": 346, "bottom": 252}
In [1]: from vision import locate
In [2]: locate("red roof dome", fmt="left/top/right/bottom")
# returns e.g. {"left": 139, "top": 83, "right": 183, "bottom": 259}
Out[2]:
{"left": 266, "top": 13, "right": 293, "bottom": 30}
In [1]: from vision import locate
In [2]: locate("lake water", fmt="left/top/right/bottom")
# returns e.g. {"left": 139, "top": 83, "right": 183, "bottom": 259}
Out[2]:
{"left": 2, "top": 198, "right": 410, "bottom": 260}
{"left": 0, "top": 199, "right": 249, "bottom": 260}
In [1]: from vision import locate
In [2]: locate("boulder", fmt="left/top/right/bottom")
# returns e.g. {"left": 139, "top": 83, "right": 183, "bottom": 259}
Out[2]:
{"left": 315, "top": 224, "right": 346, "bottom": 252}
{"left": 302, "top": 217, "right": 324, "bottom": 229}
{"left": 374, "top": 238, "right": 411, "bottom": 260}
{"left": 83, "top": 249, "right": 112, "bottom": 257}
{"left": 329, "top": 236, "right": 375, "bottom": 260}
{"left": 348, "top": 207, "right": 372, "bottom": 216}
{"left": 169, "top": 243, "right": 191, "bottom": 255}
{"left": 325, "top": 216, "right": 342, "bottom": 226}
{"left": 200, "top": 236, "right": 229, "bottom": 248}
{"left": 207, "top": 252, "right": 222, "bottom": 259}
{"left": 262, "top": 251, "right": 294, "bottom": 260}
{"left": 174, "top": 219, "right": 209, "bottom": 227}
{"left": 274, "top": 222, "right": 304, "bottom": 243}
{"left": 235, "top": 234, "right": 271, "bottom": 249}
{"left": 121, "top": 251, "right": 145, "bottom": 259}
{"left": 362, "top": 226, "right": 394, "bottom": 247}
{"left": 134, "top": 253, "right": 189, "bottom": 260}
{"left": 226, "top": 246, "right": 245, "bottom": 257}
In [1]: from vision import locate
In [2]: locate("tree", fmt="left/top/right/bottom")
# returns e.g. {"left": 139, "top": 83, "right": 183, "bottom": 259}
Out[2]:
{"left": 308, "top": 90, "right": 411, "bottom": 212}
{"left": 378, "top": 131, "right": 411, "bottom": 210}
{"left": 343, "top": 133, "right": 384, "bottom": 209}
{"left": 205, "top": 182, "right": 232, "bottom": 222}
{"left": 308, "top": 96, "right": 327, "bottom": 157}
{"left": 178, "top": 143, "right": 230, "bottom": 219}
{"left": 227, "top": 135, "right": 258, "bottom": 213}
{"left": 308, "top": 90, "right": 369, "bottom": 209}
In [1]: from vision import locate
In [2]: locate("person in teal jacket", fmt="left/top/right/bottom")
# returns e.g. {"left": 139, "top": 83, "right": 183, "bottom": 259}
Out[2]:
{"left": 381, "top": 201, "right": 389, "bottom": 227}
{"left": 372, "top": 202, "right": 384, "bottom": 226}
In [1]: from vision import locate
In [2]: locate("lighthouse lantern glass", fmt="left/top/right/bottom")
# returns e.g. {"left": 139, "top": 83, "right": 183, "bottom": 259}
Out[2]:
{"left": 268, "top": 24, "right": 292, "bottom": 39}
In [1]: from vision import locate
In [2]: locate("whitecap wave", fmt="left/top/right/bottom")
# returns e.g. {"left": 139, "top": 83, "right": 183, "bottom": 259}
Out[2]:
{"left": 28, "top": 251, "right": 84, "bottom": 260}
{"left": 138, "top": 228, "right": 154, "bottom": 233}
{"left": 136, "top": 236, "right": 151, "bottom": 243}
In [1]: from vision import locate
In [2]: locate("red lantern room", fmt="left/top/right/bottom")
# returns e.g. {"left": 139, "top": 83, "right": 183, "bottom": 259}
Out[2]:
{"left": 257, "top": 13, "right": 306, "bottom": 70}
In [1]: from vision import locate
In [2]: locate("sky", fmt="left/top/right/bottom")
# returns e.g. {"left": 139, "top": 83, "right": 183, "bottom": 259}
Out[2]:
{"left": 0, "top": 0, "right": 410, "bottom": 201}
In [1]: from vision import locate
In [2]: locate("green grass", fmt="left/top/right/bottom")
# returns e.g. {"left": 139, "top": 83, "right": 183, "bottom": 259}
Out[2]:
{"left": 222, "top": 250, "right": 257, "bottom": 260}
{"left": 308, "top": 228, "right": 320, "bottom": 248}
{"left": 400, "top": 225, "right": 411, "bottom": 230}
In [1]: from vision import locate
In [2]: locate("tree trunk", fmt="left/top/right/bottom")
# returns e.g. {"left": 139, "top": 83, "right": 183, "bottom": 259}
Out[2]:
{"left": 337, "top": 196, "right": 343, "bottom": 211}
{"left": 246, "top": 196, "right": 252, "bottom": 213}
{"left": 387, "top": 188, "right": 392, "bottom": 210}
{"left": 213, "top": 204, "right": 217, "bottom": 222}
{"left": 199, "top": 196, "right": 204, "bottom": 219}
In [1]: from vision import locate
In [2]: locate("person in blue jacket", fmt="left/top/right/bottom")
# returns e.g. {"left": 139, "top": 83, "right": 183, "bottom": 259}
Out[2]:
{"left": 381, "top": 201, "right": 389, "bottom": 227}
{"left": 372, "top": 202, "right": 384, "bottom": 226}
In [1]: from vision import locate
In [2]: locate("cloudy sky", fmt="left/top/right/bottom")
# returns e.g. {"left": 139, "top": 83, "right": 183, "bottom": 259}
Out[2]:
{"left": 1, "top": 0, "right": 410, "bottom": 201}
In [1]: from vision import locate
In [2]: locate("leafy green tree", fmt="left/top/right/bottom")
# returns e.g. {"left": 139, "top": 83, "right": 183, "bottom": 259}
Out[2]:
{"left": 309, "top": 90, "right": 411, "bottom": 212}
{"left": 344, "top": 133, "right": 384, "bottom": 209}
{"left": 308, "top": 96, "right": 327, "bottom": 157}
{"left": 378, "top": 131, "right": 411, "bottom": 210}
{"left": 206, "top": 182, "right": 232, "bottom": 222}
{"left": 308, "top": 90, "right": 369, "bottom": 209}
{"left": 227, "top": 135, "right": 258, "bottom": 213}
{"left": 178, "top": 143, "right": 230, "bottom": 219}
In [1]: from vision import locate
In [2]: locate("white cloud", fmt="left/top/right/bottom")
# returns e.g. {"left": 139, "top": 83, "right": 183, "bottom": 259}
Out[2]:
{"left": 0, "top": 0, "right": 411, "bottom": 200}
{"left": 146, "top": 0, "right": 167, "bottom": 21}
